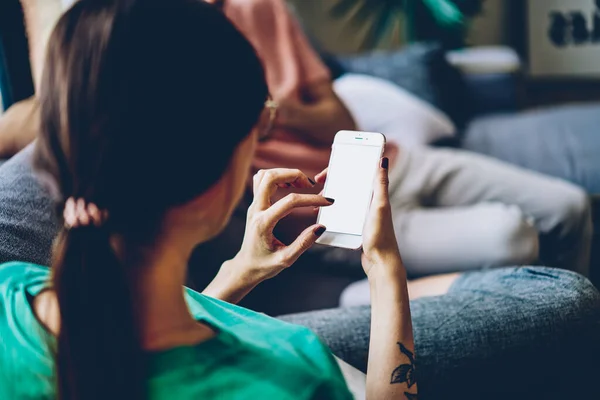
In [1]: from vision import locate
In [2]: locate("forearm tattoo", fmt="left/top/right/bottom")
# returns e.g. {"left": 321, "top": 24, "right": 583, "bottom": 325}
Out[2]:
{"left": 390, "top": 342, "right": 417, "bottom": 399}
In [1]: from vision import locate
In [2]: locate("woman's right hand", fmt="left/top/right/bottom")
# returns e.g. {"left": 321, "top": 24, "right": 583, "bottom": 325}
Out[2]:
{"left": 205, "top": 168, "right": 333, "bottom": 303}
{"left": 208, "top": 169, "right": 333, "bottom": 301}
{"left": 360, "top": 157, "right": 404, "bottom": 280}
{"left": 237, "top": 168, "right": 333, "bottom": 279}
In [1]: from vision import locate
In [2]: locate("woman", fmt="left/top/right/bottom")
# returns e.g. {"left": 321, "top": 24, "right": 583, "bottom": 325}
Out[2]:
{"left": 0, "top": 1, "right": 599, "bottom": 400}
{"left": 2, "top": 1, "right": 412, "bottom": 399}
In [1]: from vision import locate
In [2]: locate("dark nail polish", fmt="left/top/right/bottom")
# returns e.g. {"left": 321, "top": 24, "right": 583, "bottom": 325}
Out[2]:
{"left": 325, "top": 197, "right": 335, "bottom": 203}
{"left": 308, "top": 178, "right": 316, "bottom": 185}
{"left": 315, "top": 226, "right": 326, "bottom": 237}
{"left": 381, "top": 157, "right": 389, "bottom": 169}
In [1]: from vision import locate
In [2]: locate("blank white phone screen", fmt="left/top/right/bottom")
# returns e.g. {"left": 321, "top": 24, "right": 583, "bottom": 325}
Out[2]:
{"left": 319, "top": 143, "right": 382, "bottom": 235}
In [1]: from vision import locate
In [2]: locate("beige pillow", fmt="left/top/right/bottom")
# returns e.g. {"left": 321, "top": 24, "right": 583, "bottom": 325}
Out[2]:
{"left": 19, "top": 0, "right": 67, "bottom": 91}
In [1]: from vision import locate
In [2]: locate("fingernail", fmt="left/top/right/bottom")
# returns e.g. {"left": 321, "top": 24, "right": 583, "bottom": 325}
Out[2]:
{"left": 381, "top": 157, "right": 389, "bottom": 169}
{"left": 314, "top": 226, "right": 326, "bottom": 237}
{"left": 325, "top": 197, "right": 335, "bottom": 203}
{"left": 308, "top": 178, "right": 316, "bottom": 185}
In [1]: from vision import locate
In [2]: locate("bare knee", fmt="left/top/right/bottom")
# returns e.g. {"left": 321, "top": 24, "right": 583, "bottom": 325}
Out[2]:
{"left": 551, "top": 184, "right": 591, "bottom": 232}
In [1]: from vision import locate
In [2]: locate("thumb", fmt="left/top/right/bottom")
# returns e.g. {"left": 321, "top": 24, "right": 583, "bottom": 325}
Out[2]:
{"left": 372, "top": 157, "right": 390, "bottom": 208}
{"left": 283, "top": 224, "right": 326, "bottom": 266}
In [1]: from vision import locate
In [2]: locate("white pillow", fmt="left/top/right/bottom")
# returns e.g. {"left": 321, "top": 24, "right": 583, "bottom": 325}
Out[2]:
{"left": 334, "top": 73, "right": 456, "bottom": 147}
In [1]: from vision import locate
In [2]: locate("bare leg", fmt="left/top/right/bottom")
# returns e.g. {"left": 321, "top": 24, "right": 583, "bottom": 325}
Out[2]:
{"left": 340, "top": 272, "right": 461, "bottom": 307}
{"left": 407, "top": 272, "right": 461, "bottom": 300}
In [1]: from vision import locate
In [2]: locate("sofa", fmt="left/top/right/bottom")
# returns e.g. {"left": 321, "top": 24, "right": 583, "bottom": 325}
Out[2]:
{"left": 2, "top": 0, "right": 600, "bottom": 315}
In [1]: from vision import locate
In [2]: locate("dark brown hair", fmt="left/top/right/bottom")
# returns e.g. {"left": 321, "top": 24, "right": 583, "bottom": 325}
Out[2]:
{"left": 34, "top": 0, "right": 268, "bottom": 399}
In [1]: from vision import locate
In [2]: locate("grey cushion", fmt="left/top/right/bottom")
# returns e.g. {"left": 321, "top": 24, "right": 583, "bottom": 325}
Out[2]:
{"left": 338, "top": 44, "right": 442, "bottom": 107}
{"left": 462, "top": 104, "right": 600, "bottom": 194}
{"left": 0, "top": 144, "right": 58, "bottom": 265}
{"left": 337, "top": 43, "right": 471, "bottom": 127}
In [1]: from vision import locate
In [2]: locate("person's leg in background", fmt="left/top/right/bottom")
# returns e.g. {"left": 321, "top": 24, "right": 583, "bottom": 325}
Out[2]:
{"left": 388, "top": 147, "right": 592, "bottom": 277}
{"left": 341, "top": 145, "right": 590, "bottom": 308}
{"left": 382, "top": 148, "right": 541, "bottom": 277}
{"left": 280, "top": 267, "right": 600, "bottom": 400}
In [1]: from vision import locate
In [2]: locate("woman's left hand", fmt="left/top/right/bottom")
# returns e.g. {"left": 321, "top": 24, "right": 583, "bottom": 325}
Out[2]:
{"left": 203, "top": 168, "right": 333, "bottom": 303}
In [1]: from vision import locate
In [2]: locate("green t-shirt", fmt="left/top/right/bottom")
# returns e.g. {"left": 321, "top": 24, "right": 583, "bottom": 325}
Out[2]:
{"left": 0, "top": 262, "right": 353, "bottom": 399}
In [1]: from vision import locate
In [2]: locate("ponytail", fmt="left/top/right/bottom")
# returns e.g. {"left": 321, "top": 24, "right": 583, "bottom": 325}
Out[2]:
{"left": 52, "top": 225, "right": 145, "bottom": 400}
{"left": 36, "top": 0, "right": 270, "bottom": 398}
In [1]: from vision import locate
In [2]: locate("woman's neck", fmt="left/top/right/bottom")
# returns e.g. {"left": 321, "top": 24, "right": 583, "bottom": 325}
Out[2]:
{"left": 34, "top": 234, "right": 216, "bottom": 350}
{"left": 132, "top": 243, "right": 216, "bottom": 350}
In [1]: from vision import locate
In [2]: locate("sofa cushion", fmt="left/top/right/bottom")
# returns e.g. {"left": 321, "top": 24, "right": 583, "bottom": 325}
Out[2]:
{"left": 0, "top": 144, "right": 58, "bottom": 265}
{"left": 462, "top": 104, "right": 600, "bottom": 194}
{"left": 337, "top": 43, "right": 472, "bottom": 128}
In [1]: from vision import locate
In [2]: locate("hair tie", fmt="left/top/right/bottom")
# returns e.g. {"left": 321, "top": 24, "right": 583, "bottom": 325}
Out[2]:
{"left": 63, "top": 197, "right": 108, "bottom": 229}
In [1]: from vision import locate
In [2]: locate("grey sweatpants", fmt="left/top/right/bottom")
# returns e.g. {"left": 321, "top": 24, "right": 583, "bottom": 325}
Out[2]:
{"left": 387, "top": 147, "right": 592, "bottom": 277}
{"left": 315, "top": 145, "right": 594, "bottom": 307}
{"left": 281, "top": 267, "right": 600, "bottom": 400}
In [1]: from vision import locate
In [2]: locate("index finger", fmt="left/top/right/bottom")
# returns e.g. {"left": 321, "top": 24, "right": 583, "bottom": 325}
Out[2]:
{"left": 314, "top": 168, "right": 328, "bottom": 184}
{"left": 264, "top": 194, "right": 333, "bottom": 230}
{"left": 253, "top": 168, "right": 315, "bottom": 210}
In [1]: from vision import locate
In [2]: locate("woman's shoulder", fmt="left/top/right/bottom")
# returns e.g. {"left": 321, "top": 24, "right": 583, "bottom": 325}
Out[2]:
{"left": 0, "top": 262, "right": 53, "bottom": 399}
{"left": 149, "top": 289, "right": 354, "bottom": 399}
{"left": 184, "top": 289, "right": 348, "bottom": 376}
{"left": 0, "top": 261, "right": 49, "bottom": 292}
{"left": 185, "top": 287, "right": 318, "bottom": 340}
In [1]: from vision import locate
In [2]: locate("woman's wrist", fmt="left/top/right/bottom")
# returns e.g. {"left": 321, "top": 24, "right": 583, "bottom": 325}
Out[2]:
{"left": 364, "top": 250, "right": 406, "bottom": 278}
{"left": 367, "top": 262, "right": 409, "bottom": 306}
{"left": 202, "top": 257, "right": 259, "bottom": 304}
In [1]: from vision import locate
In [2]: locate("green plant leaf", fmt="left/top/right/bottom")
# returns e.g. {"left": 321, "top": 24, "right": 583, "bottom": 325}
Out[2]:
{"left": 363, "top": 1, "right": 403, "bottom": 48}
{"left": 423, "top": 0, "right": 464, "bottom": 28}
{"left": 330, "top": 0, "right": 361, "bottom": 19}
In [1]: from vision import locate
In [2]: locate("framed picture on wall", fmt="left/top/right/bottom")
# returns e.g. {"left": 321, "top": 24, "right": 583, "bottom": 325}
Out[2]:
{"left": 528, "top": 0, "right": 600, "bottom": 77}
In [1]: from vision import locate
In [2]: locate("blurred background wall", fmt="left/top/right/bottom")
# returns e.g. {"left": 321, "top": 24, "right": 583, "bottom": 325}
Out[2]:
{"left": 467, "top": 0, "right": 507, "bottom": 46}
{"left": 289, "top": 0, "right": 509, "bottom": 54}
